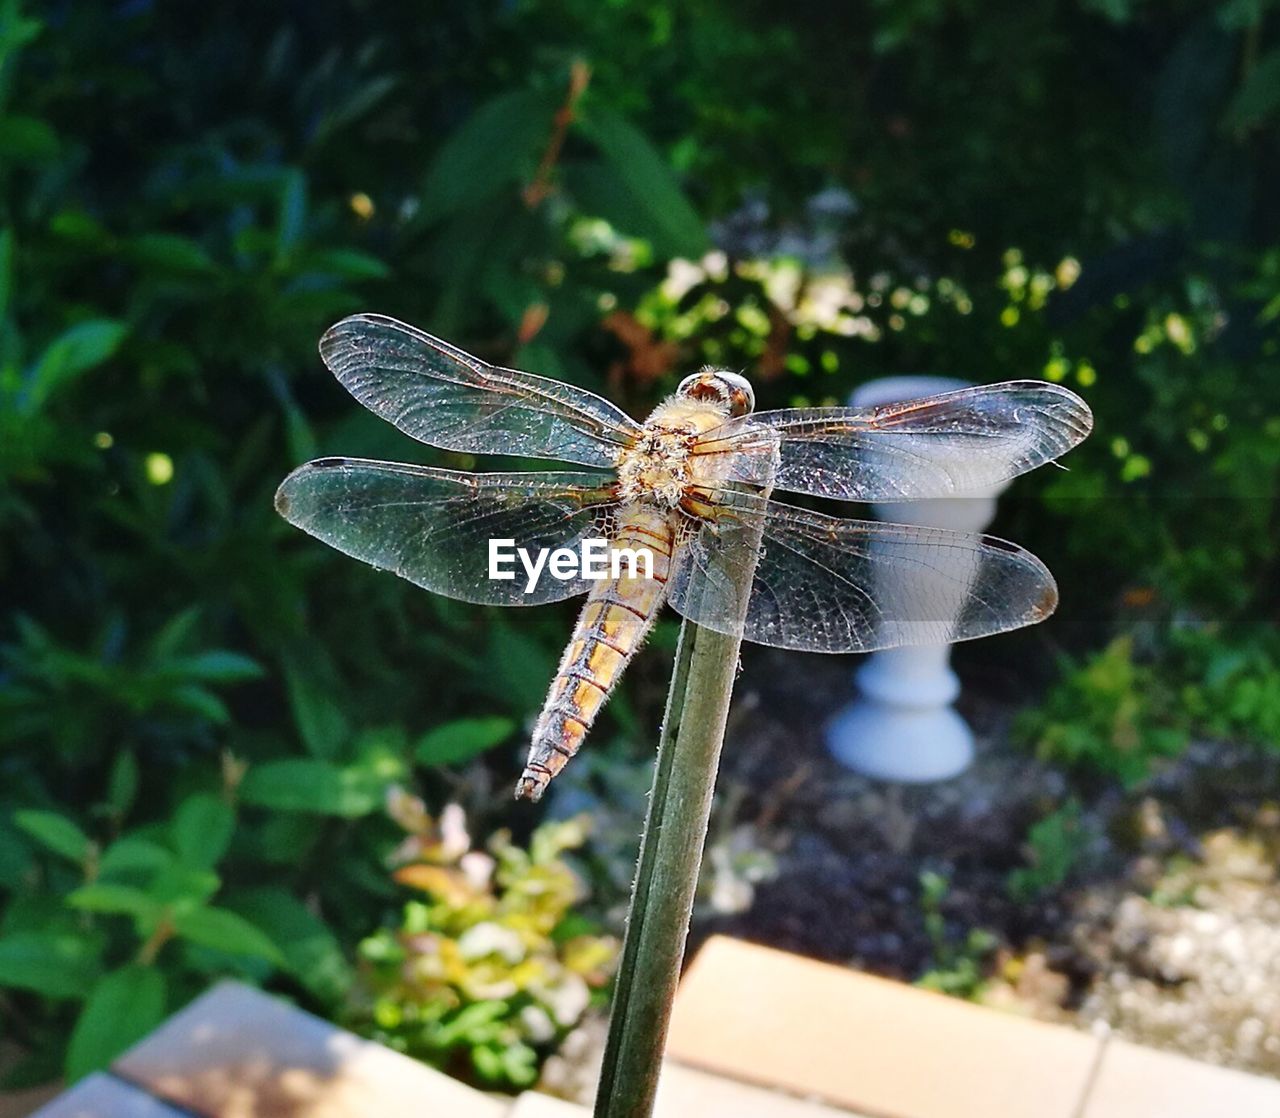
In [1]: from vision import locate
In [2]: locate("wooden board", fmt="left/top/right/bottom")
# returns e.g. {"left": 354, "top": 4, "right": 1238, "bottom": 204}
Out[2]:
{"left": 112, "top": 981, "right": 505, "bottom": 1118}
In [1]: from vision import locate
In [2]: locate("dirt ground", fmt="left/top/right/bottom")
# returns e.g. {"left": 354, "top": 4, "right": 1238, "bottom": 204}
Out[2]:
{"left": 696, "top": 650, "right": 1280, "bottom": 1081}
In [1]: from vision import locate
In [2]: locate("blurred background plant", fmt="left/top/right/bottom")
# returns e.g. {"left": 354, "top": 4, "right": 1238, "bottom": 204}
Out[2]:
{"left": 346, "top": 792, "right": 616, "bottom": 1090}
{"left": 915, "top": 869, "right": 998, "bottom": 1000}
{"left": 1, "top": 0, "right": 1278, "bottom": 1092}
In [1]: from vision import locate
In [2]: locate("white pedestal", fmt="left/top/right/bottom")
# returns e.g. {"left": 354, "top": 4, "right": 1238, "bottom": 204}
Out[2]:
{"left": 825, "top": 376, "right": 1006, "bottom": 783}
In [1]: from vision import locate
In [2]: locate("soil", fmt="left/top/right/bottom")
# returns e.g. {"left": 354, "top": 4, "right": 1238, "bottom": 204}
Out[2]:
{"left": 692, "top": 649, "right": 1280, "bottom": 1081}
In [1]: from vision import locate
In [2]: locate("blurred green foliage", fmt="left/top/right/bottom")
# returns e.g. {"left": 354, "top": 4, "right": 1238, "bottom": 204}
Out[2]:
{"left": 1016, "top": 636, "right": 1190, "bottom": 786}
{"left": 1, "top": 0, "right": 1278, "bottom": 1088}
{"left": 1018, "top": 628, "right": 1280, "bottom": 785}
{"left": 1006, "top": 799, "right": 1088, "bottom": 903}
{"left": 348, "top": 792, "right": 615, "bottom": 1089}
{"left": 915, "top": 869, "right": 997, "bottom": 1000}
{"left": 1174, "top": 626, "right": 1280, "bottom": 747}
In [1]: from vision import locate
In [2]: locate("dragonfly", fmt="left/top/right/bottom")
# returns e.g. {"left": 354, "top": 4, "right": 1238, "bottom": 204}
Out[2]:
{"left": 276, "top": 314, "right": 1092, "bottom": 802}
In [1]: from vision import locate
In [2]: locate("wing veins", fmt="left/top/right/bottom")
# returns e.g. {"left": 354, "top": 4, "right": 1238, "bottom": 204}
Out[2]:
{"left": 320, "top": 314, "right": 642, "bottom": 466}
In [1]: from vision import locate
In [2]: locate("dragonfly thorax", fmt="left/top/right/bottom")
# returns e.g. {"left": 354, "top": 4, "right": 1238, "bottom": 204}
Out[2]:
{"left": 615, "top": 425, "right": 696, "bottom": 507}
{"left": 617, "top": 390, "right": 748, "bottom": 507}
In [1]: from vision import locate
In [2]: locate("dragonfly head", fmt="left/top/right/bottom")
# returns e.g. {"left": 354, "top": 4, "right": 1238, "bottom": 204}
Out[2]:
{"left": 676, "top": 368, "right": 755, "bottom": 417}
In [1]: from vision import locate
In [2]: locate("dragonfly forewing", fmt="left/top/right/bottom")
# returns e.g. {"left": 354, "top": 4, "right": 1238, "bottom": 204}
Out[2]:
{"left": 701, "top": 380, "right": 1092, "bottom": 501}
{"left": 275, "top": 458, "right": 618, "bottom": 605}
{"left": 320, "top": 314, "right": 643, "bottom": 468}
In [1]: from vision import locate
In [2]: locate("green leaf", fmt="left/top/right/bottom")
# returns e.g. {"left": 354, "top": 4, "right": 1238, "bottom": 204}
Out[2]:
{"left": 511, "top": 338, "right": 569, "bottom": 381}
{"left": 173, "top": 650, "right": 264, "bottom": 683}
{"left": 65, "top": 965, "right": 166, "bottom": 1081}
{"left": 1224, "top": 49, "right": 1280, "bottom": 129}
{"left": 228, "top": 888, "right": 353, "bottom": 1002}
{"left": 148, "top": 863, "right": 220, "bottom": 908}
{"left": 1216, "top": 0, "right": 1266, "bottom": 28}
{"left": 167, "top": 683, "right": 231, "bottom": 724}
{"left": 437, "top": 999, "right": 507, "bottom": 1046}
{"left": 105, "top": 749, "right": 139, "bottom": 818}
{"left": 149, "top": 606, "right": 202, "bottom": 657}
{"left": 49, "top": 209, "right": 111, "bottom": 246}
{"left": 282, "top": 651, "right": 348, "bottom": 758}
{"left": 0, "top": 932, "right": 101, "bottom": 999}
{"left": 172, "top": 793, "right": 235, "bottom": 870}
{"left": 0, "top": 226, "right": 11, "bottom": 320}
{"left": 97, "top": 837, "right": 173, "bottom": 879}
{"left": 281, "top": 388, "right": 317, "bottom": 463}
{"left": 416, "top": 716, "right": 516, "bottom": 766}
{"left": 127, "top": 233, "right": 218, "bottom": 275}
{"left": 577, "top": 106, "right": 707, "bottom": 258}
{"left": 565, "top": 159, "right": 667, "bottom": 251}
{"left": 239, "top": 758, "right": 381, "bottom": 817}
{"left": 0, "top": 8, "right": 42, "bottom": 61}
{"left": 1079, "top": 0, "right": 1135, "bottom": 23}
{"left": 253, "top": 814, "right": 322, "bottom": 866}
{"left": 487, "top": 623, "right": 557, "bottom": 714}
{"left": 473, "top": 1044, "right": 502, "bottom": 1081}
{"left": 0, "top": 113, "right": 59, "bottom": 162}
{"left": 13, "top": 809, "right": 91, "bottom": 863}
{"left": 302, "top": 247, "right": 390, "bottom": 280}
{"left": 66, "top": 884, "right": 162, "bottom": 923}
{"left": 25, "top": 319, "right": 127, "bottom": 413}
{"left": 421, "top": 89, "right": 551, "bottom": 220}
{"left": 171, "top": 906, "right": 284, "bottom": 964}
{"left": 502, "top": 1042, "right": 538, "bottom": 1087}
{"left": 0, "top": 823, "right": 31, "bottom": 888}
{"left": 277, "top": 168, "right": 307, "bottom": 258}
{"left": 312, "top": 74, "right": 399, "bottom": 143}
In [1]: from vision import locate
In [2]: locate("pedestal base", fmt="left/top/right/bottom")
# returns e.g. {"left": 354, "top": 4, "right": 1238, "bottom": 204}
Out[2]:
{"left": 826, "top": 699, "right": 975, "bottom": 783}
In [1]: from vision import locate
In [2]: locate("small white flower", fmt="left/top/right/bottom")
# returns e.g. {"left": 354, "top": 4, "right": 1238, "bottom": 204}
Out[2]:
{"left": 460, "top": 850, "right": 494, "bottom": 890}
{"left": 439, "top": 802, "right": 470, "bottom": 860}
{"left": 458, "top": 922, "right": 524, "bottom": 964}
{"left": 520, "top": 1005, "right": 557, "bottom": 1043}
{"left": 534, "top": 973, "right": 590, "bottom": 1027}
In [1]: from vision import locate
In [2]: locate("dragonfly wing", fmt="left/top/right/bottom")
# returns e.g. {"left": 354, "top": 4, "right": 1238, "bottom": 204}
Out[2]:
{"left": 669, "top": 491, "right": 1057, "bottom": 652}
{"left": 705, "top": 381, "right": 1092, "bottom": 500}
{"left": 320, "top": 314, "right": 643, "bottom": 467}
{"left": 665, "top": 508, "right": 764, "bottom": 642}
{"left": 276, "top": 458, "right": 617, "bottom": 605}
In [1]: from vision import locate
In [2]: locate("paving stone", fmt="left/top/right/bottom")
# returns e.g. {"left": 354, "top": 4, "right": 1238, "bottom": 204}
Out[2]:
{"left": 113, "top": 981, "right": 506, "bottom": 1118}
{"left": 657, "top": 1062, "right": 867, "bottom": 1116}
{"left": 29, "top": 1074, "right": 188, "bottom": 1118}
{"left": 667, "top": 936, "right": 1101, "bottom": 1118}
{"left": 507, "top": 1092, "right": 590, "bottom": 1116}
{"left": 1081, "top": 1037, "right": 1280, "bottom": 1118}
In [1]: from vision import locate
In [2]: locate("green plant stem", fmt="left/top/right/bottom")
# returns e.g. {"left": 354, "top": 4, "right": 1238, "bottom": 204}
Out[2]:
{"left": 591, "top": 435, "right": 772, "bottom": 1116}
{"left": 593, "top": 616, "right": 745, "bottom": 1116}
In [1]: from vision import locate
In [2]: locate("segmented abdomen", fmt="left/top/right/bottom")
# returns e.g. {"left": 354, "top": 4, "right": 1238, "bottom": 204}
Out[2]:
{"left": 517, "top": 507, "right": 675, "bottom": 801}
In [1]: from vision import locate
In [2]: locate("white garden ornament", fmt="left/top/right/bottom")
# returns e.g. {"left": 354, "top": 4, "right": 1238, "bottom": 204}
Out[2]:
{"left": 826, "top": 376, "right": 1010, "bottom": 782}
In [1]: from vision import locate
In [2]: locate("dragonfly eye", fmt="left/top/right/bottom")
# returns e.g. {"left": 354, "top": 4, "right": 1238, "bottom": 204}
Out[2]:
{"left": 677, "top": 369, "right": 756, "bottom": 416}
{"left": 717, "top": 371, "right": 755, "bottom": 417}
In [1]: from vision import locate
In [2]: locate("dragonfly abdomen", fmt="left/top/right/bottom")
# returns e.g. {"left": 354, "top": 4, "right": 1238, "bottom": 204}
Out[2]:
{"left": 517, "top": 507, "right": 675, "bottom": 801}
